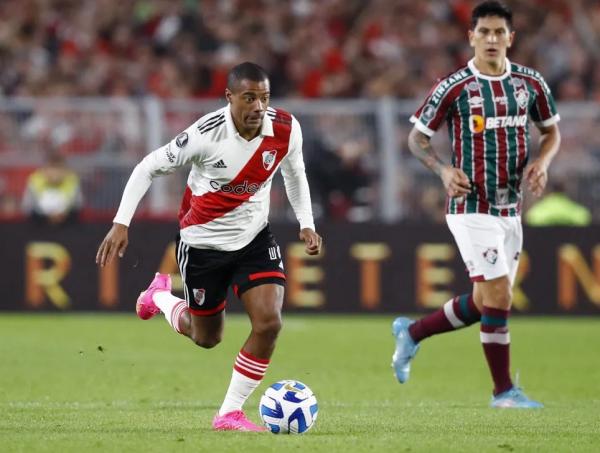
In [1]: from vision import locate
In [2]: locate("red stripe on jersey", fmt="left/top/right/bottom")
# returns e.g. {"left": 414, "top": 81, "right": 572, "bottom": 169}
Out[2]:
{"left": 248, "top": 271, "right": 286, "bottom": 281}
{"left": 178, "top": 186, "right": 193, "bottom": 225}
{"left": 179, "top": 112, "right": 292, "bottom": 228}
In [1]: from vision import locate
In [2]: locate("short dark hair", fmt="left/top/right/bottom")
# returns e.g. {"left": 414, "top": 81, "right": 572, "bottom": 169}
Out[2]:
{"left": 471, "top": 1, "right": 513, "bottom": 30}
{"left": 227, "top": 62, "right": 269, "bottom": 91}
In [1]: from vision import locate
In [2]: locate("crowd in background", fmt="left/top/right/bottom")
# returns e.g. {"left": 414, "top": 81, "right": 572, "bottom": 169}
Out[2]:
{"left": 0, "top": 0, "right": 598, "bottom": 224}
{"left": 0, "top": 0, "right": 598, "bottom": 101}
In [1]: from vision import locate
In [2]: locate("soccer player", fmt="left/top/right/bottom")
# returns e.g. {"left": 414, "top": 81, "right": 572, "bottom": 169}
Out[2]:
{"left": 96, "top": 62, "right": 322, "bottom": 430}
{"left": 392, "top": 1, "right": 561, "bottom": 408}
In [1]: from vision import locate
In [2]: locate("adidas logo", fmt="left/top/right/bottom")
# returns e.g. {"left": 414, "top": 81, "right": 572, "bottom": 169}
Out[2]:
{"left": 213, "top": 160, "right": 227, "bottom": 168}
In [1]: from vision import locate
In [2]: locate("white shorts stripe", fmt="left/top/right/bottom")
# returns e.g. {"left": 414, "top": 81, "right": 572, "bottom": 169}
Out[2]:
{"left": 443, "top": 300, "right": 465, "bottom": 328}
{"left": 177, "top": 241, "right": 190, "bottom": 305}
{"left": 480, "top": 332, "right": 511, "bottom": 344}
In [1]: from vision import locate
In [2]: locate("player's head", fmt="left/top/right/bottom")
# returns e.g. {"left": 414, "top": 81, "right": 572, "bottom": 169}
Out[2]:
{"left": 225, "top": 62, "right": 270, "bottom": 137}
{"left": 469, "top": 1, "right": 514, "bottom": 66}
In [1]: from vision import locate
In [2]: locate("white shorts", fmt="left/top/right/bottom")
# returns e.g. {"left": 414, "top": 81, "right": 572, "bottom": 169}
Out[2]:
{"left": 446, "top": 213, "right": 522, "bottom": 284}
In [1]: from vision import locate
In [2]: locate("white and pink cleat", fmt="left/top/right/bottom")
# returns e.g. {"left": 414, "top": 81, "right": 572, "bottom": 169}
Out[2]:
{"left": 136, "top": 272, "right": 171, "bottom": 320}
{"left": 212, "top": 410, "right": 267, "bottom": 432}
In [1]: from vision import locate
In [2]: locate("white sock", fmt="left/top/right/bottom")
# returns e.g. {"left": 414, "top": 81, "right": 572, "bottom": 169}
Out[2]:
{"left": 218, "top": 350, "right": 270, "bottom": 415}
{"left": 153, "top": 291, "right": 187, "bottom": 334}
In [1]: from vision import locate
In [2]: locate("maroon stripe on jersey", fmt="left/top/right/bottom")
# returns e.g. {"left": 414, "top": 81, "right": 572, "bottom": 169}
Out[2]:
{"left": 518, "top": 74, "right": 552, "bottom": 120}
{"left": 491, "top": 80, "right": 509, "bottom": 216}
{"left": 452, "top": 115, "right": 465, "bottom": 214}
{"left": 468, "top": 84, "right": 487, "bottom": 214}
{"left": 428, "top": 80, "right": 473, "bottom": 133}
{"left": 512, "top": 76, "right": 528, "bottom": 193}
{"left": 179, "top": 117, "right": 292, "bottom": 228}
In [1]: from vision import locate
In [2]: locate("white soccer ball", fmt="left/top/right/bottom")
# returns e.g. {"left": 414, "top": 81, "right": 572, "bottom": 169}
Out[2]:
{"left": 259, "top": 380, "right": 318, "bottom": 434}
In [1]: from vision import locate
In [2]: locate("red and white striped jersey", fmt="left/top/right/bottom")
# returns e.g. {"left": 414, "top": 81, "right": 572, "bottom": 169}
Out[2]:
{"left": 114, "top": 104, "right": 315, "bottom": 251}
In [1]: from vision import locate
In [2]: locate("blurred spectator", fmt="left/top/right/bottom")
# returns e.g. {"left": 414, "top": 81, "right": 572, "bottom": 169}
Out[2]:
{"left": 525, "top": 180, "right": 591, "bottom": 227}
{"left": 308, "top": 138, "right": 374, "bottom": 222}
{"left": 21, "top": 152, "right": 83, "bottom": 225}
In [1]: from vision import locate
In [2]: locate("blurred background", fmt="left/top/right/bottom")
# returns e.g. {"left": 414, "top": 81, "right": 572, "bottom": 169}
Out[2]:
{"left": 1, "top": 0, "right": 599, "bottom": 313}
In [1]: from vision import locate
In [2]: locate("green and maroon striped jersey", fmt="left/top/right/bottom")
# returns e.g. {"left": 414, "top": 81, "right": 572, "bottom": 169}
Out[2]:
{"left": 411, "top": 58, "right": 560, "bottom": 217}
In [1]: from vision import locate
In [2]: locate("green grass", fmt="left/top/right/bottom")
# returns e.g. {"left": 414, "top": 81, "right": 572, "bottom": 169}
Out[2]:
{"left": 1, "top": 314, "right": 599, "bottom": 452}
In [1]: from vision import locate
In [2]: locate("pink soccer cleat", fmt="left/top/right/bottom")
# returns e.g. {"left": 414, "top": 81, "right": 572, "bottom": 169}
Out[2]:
{"left": 212, "top": 410, "right": 267, "bottom": 432}
{"left": 135, "top": 272, "right": 172, "bottom": 320}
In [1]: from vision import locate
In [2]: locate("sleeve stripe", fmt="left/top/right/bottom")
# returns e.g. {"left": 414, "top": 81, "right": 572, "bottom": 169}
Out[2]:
{"left": 535, "top": 113, "right": 560, "bottom": 127}
{"left": 410, "top": 116, "right": 436, "bottom": 137}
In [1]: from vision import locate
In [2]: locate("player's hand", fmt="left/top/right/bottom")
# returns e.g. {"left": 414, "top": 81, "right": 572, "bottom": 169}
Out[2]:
{"left": 299, "top": 228, "right": 322, "bottom": 256}
{"left": 524, "top": 158, "right": 548, "bottom": 197}
{"left": 96, "top": 223, "right": 129, "bottom": 267}
{"left": 440, "top": 165, "right": 471, "bottom": 198}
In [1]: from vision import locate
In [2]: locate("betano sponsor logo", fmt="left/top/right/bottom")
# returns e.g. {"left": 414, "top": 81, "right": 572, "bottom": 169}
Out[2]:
{"left": 469, "top": 114, "right": 527, "bottom": 133}
{"left": 209, "top": 179, "right": 264, "bottom": 195}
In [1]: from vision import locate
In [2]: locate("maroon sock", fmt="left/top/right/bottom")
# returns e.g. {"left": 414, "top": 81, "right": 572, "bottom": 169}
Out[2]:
{"left": 409, "top": 294, "right": 480, "bottom": 343}
{"left": 480, "top": 306, "right": 513, "bottom": 395}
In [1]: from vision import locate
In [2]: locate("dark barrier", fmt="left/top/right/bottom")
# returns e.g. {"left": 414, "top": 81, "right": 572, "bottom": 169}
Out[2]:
{"left": 1, "top": 222, "right": 599, "bottom": 314}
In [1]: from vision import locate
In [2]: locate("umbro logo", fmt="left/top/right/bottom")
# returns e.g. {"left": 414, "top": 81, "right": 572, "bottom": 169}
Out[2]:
{"left": 213, "top": 160, "right": 227, "bottom": 168}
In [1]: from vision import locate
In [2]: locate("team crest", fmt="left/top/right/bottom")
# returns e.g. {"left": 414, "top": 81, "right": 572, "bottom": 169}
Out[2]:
{"left": 466, "top": 81, "right": 480, "bottom": 91}
{"left": 262, "top": 150, "right": 277, "bottom": 171}
{"left": 176, "top": 132, "right": 188, "bottom": 148}
{"left": 514, "top": 89, "right": 529, "bottom": 109}
{"left": 193, "top": 288, "right": 206, "bottom": 306}
{"left": 483, "top": 248, "right": 498, "bottom": 265}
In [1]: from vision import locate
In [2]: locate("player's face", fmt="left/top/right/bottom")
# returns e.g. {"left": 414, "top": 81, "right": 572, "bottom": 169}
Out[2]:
{"left": 226, "top": 78, "right": 270, "bottom": 139}
{"left": 468, "top": 16, "right": 514, "bottom": 67}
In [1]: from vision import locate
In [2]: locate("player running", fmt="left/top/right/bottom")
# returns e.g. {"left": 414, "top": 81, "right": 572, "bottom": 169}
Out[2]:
{"left": 97, "top": 62, "right": 322, "bottom": 430}
{"left": 392, "top": 1, "right": 561, "bottom": 408}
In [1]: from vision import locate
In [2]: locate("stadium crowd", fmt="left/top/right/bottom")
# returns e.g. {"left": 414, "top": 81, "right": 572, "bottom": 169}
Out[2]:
{"left": 0, "top": 0, "right": 598, "bottom": 101}
{"left": 0, "top": 0, "right": 598, "bottom": 223}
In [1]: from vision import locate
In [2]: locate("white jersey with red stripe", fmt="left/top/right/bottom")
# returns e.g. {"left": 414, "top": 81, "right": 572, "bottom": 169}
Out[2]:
{"left": 113, "top": 104, "right": 315, "bottom": 251}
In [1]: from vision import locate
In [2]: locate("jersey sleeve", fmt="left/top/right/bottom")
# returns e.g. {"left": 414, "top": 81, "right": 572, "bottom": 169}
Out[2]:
{"left": 113, "top": 122, "right": 206, "bottom": 226}
{"left": 528, "top": 73, "right": 560, "bottom": 127}
{"left": 280, "top": 115, "right": 315, "bottom": 231}
{"left": 410, "top": 78, "right": 456, "bottom": 137}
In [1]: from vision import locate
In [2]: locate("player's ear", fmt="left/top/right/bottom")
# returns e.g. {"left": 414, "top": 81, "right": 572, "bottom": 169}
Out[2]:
{"left": 468, "top": 29, "right": 475, "bottom": 48}
{"left": 507, "top": 30, "right": 515, "bottom": 48}
{"left": 225, "top": 88, "right": 232, "bottom": 104}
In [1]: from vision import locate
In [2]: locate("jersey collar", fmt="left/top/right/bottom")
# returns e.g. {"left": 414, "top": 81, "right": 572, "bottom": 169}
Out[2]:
{"left": 224, "top": 104, "right": 274, "bottom": 139}
{"left": 468, "top": 57, "right": 511, "bottom": 81}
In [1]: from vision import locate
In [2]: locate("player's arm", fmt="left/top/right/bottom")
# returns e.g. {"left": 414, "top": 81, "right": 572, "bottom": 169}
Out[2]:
{"left": 407, "top": 126, "right": 471, "bottom": 198}
{"left": 96, "top": 127, "right": 204, "bottom": 267}
{"left": 524, "top": 122, "right": 561, "bottom": 197}
{"left": 280, "top": 116, "right": 322, "bottom": 256}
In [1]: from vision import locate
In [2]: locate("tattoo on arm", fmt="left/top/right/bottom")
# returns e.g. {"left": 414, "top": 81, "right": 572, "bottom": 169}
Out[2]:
{"left": 408, "top": 128, "right": 445, "bottom": 176}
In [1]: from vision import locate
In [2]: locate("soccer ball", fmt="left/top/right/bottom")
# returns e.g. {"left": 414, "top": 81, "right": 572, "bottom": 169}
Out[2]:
{"left": 259, "top": 380, "right": 318, "bottom": 434}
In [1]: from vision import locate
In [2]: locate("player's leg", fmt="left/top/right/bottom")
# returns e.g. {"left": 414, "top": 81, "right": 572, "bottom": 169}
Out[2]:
{"left": 136, "top": 238, "right": 230, "bottom": 344}
{"left": 391, "top": 214, "right": 484, "bottom": 383}
{"left": 484, "top": 217, "right": 542, "bottom": 408}
{"left": 213, "top": 225, "right": 285, "bottom": 431}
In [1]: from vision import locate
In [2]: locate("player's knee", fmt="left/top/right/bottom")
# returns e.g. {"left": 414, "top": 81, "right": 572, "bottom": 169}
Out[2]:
{"left": 191, "top": 332, "right": 222, "bottom": 349}
{"left": 253, "top": 315, "right": 282, "bottom": 340}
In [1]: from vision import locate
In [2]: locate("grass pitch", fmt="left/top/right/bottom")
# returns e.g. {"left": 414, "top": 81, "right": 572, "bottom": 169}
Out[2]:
{"left": 1, "top": 313, "right": 599, "bottom": 452}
